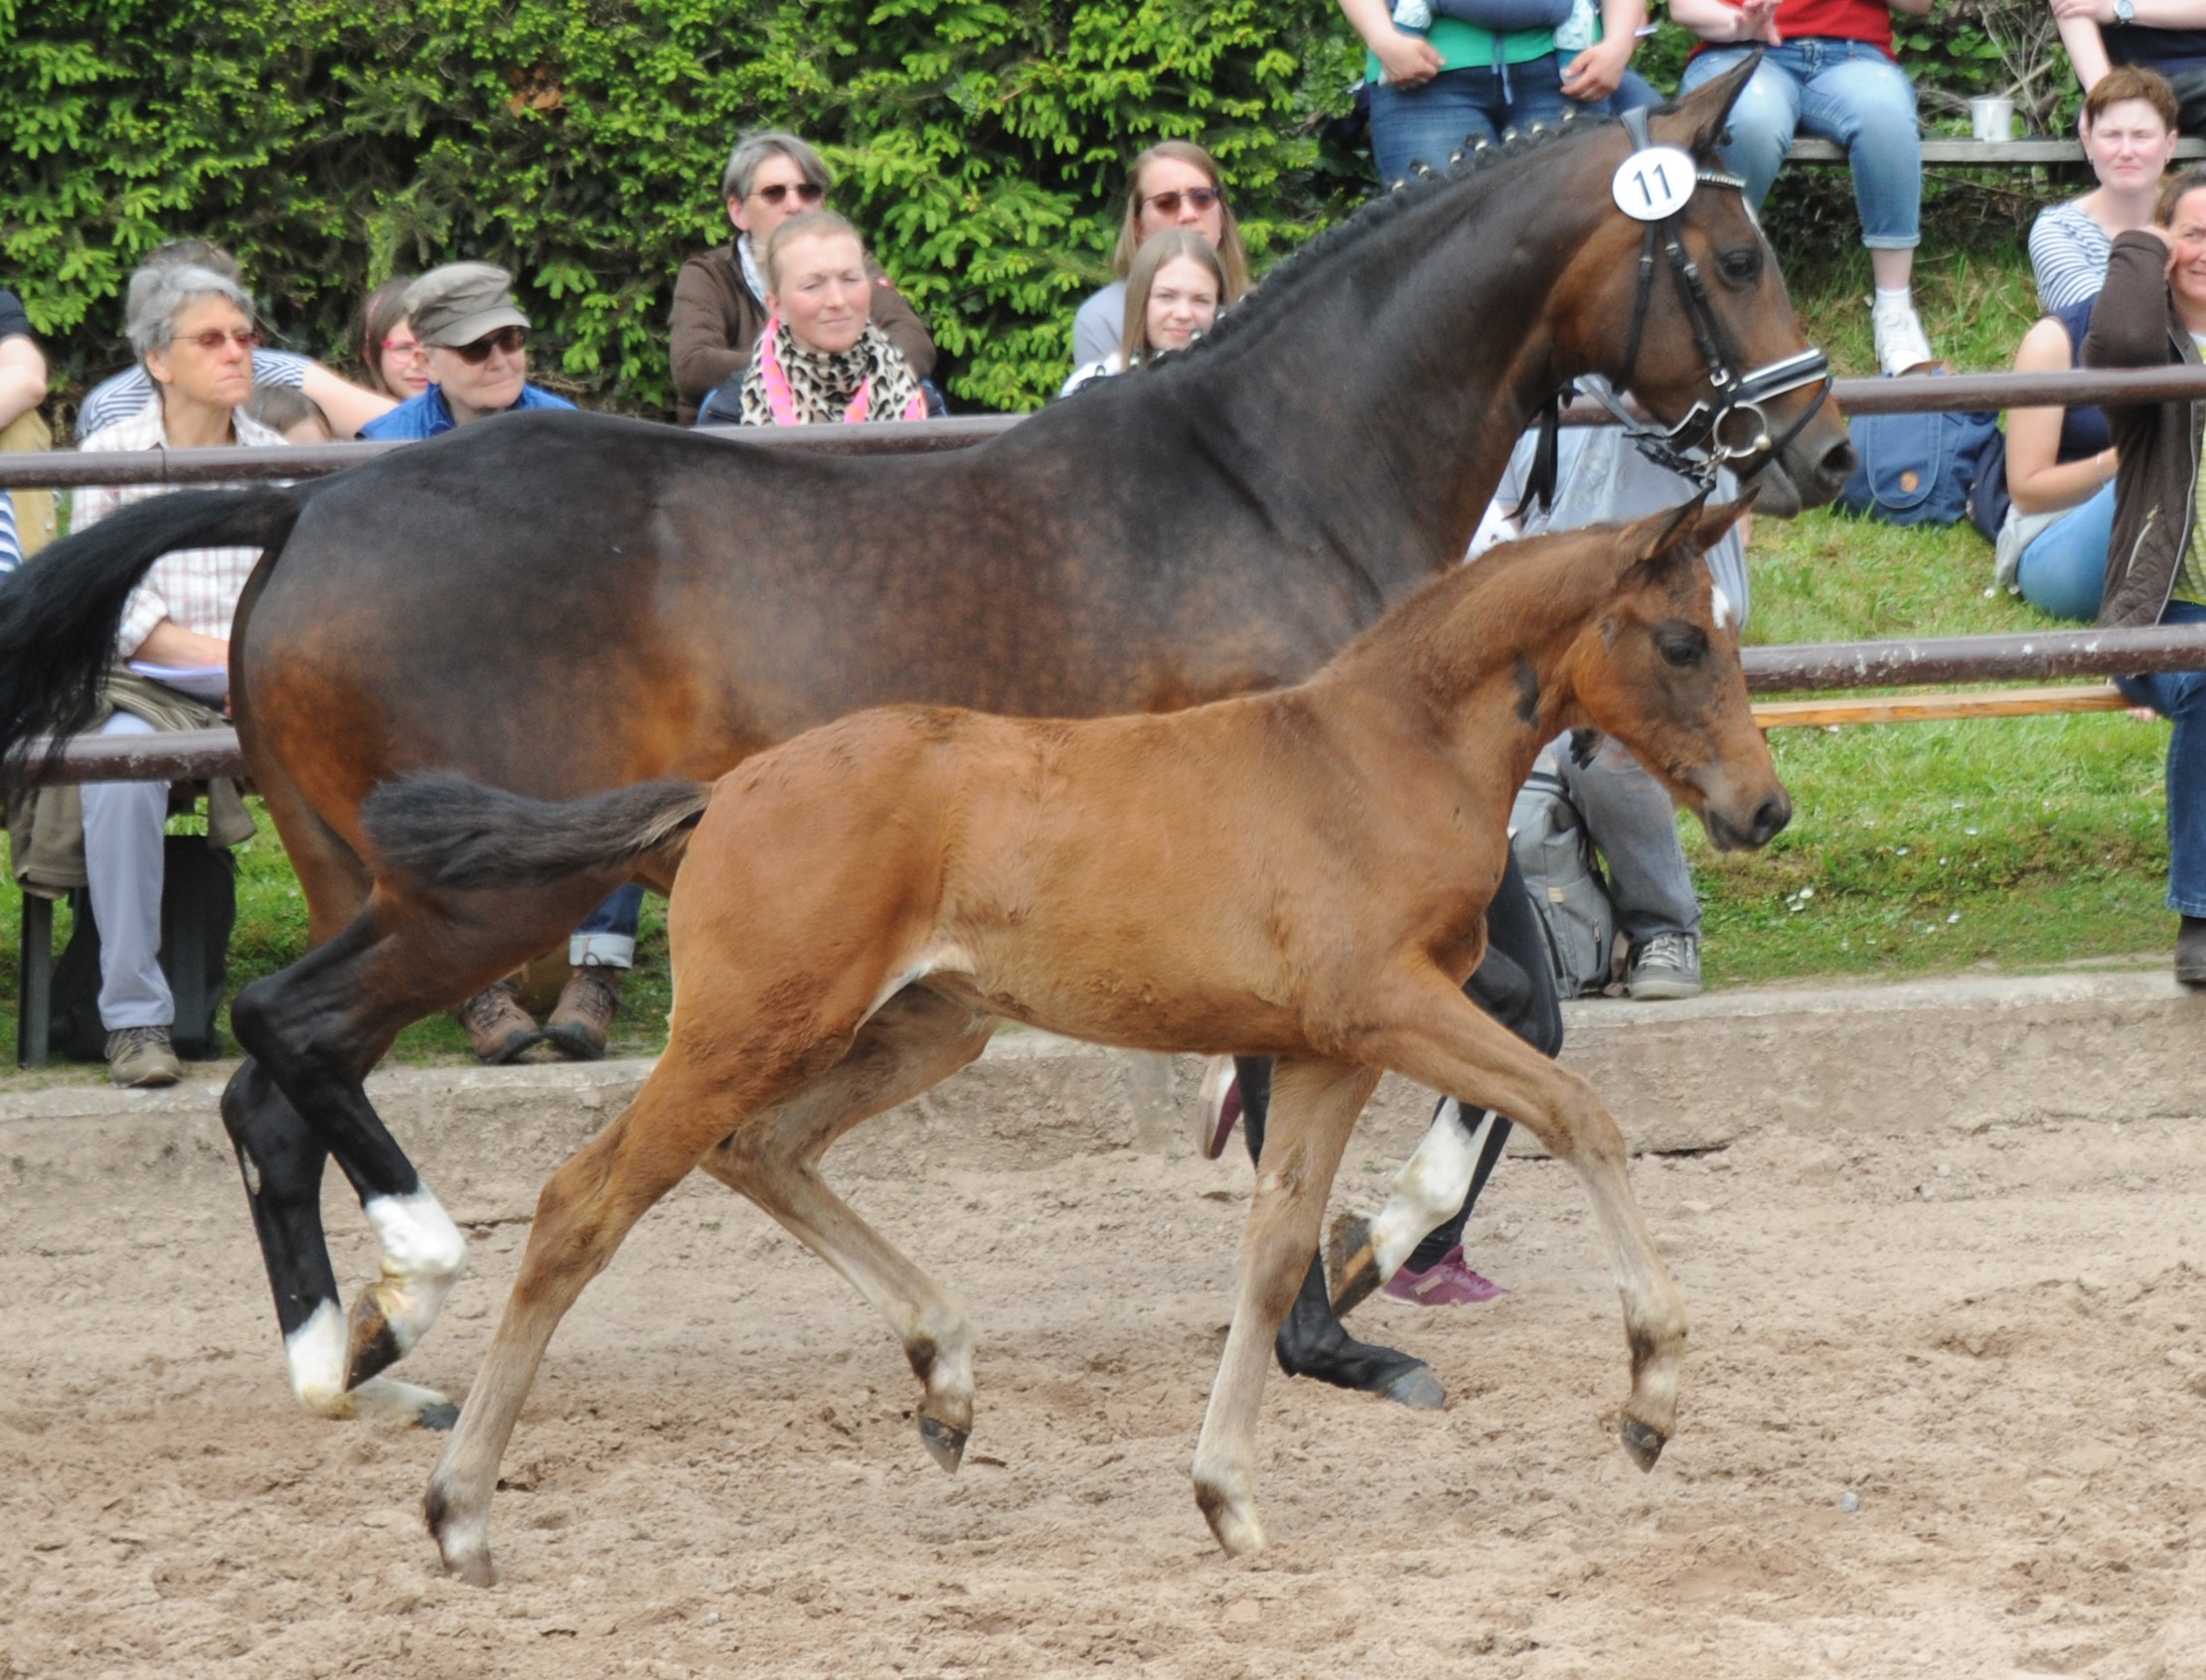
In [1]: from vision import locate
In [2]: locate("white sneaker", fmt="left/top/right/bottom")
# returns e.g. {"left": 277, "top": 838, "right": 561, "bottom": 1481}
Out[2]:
{"left": 1871, "top": 294, "right": 1934, "bottom": 377}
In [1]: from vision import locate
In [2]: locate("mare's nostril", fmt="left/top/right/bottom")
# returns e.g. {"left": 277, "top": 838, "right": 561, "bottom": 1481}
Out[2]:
{"left": 1815, "top": 436, "right": 1857, "bottom": 488}
{"left": 1750, "top": 794, "right": 1792, "bottom": 846}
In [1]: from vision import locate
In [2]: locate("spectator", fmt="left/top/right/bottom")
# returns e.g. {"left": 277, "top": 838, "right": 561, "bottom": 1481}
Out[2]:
{"left": 1481, "top": 391, "right": 1750, "bottom": 999}
{"left": 1070, "top": 141, "right": 1253, "bottom": 369}
{"left": 357, "top": 263, "right": 632, "bottom": 1062}
{"left": 2055, "top": 0, "right": 2206, "bottom": 113}
{"left": 69, "top": 260, "right": 288, "bottom": 1087}
{"left": 244, "top": 384, "right": 336, "bottom": 443}
{"left": 2082, "top": 167, "right": 2206, "bottom": 980}
{"left": 1998, "top": 301, "right": 2118, "bottom": 620}
{"left": 76, "top": 240, "right": 395, "bottom": 439}
{"left": 1337, "top": 0, "right": 1645, "bottom": 189}
{"left": 711, "top": 213, "right": 930, "bottom": 427}
{"left": 357, "top": 275, "right": 431, "bottom": 399}
{"left": 0, "top": 284, "right": 47, "bottom": 576}
{"left": 2033, "top": 67, "right": 2181, "bottom": 309}
{"left": 669, "top": 131, "right": 934, "bottom": 425}
{"left": 1061, "top": 229, "right": 1225, "bottom": 394}
{"left": 1672, "top": 0, "right": 1938, "bottom": 376}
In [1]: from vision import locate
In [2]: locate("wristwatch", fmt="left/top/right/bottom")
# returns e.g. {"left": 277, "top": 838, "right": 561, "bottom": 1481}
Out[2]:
{"left": 2114, "top": 0, "right": 2135, "bottom": 26}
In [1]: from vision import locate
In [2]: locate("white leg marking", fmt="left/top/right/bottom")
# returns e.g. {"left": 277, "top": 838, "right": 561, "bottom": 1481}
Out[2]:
{"left": 363, "top": 1188, "right": 469, "bottom": 1354}
{"left": 287, "top": 1299, "right": 352, "bottom": 1416}
{"left": 1365, "top": 1098, "right": 1497, "bottom": 1279}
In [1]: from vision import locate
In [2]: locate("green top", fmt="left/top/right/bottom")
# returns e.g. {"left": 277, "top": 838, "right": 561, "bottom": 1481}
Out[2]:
{"left": 1365, "top": 19, "right": 1581, "bottom": 78}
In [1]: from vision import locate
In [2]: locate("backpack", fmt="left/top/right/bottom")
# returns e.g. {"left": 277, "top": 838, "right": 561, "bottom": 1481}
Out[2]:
{"left": 1837, "top": 399, "right": 2002, "bottom": 530}
{"left": 1508, "top": 763, "right": 1617, "bottom": 997}
{"left": 47, "top": 836, "right": 237, "bottom": 1061}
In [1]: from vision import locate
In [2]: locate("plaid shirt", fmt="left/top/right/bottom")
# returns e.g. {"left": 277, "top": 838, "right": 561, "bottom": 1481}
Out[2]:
{"left": 75, "top": 403, "right": 292, "bottom": 659}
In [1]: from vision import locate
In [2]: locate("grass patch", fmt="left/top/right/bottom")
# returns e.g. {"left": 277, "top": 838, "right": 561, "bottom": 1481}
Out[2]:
{"left": 0, "top": 232, "right": 2168, "bottom": 1074}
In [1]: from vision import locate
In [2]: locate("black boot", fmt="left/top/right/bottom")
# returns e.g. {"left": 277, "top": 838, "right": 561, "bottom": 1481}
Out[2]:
{"left": 2179, "top": 916, "right": 2206, "bottom": 987}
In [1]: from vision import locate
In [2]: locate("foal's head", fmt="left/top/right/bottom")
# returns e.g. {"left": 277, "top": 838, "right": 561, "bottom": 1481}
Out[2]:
{"left": 1561, "top": 498, "right": 1789, "bottom": 852}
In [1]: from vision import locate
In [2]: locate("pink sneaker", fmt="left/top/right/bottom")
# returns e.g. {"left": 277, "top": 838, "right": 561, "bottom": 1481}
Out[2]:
{"left": 1382, "top": 1244, "right": 1507, "bottom": 1305}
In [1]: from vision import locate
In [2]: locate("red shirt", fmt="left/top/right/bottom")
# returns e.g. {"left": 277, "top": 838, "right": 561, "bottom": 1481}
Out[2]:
{"left": 1698, "top": 0, "right": 1893, "bottom": 57}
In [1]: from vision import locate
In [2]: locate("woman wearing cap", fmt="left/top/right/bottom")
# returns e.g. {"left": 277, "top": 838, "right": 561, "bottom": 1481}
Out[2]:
{"left": 720, "top": 212, "right": 928, "bottom": 426}
{"left": 1070, "top": 141, "right": 1252, "bottom": 371}
{"left": 669, "top": 130, "right": 935, "bottom": 425}
{"left": 358, "top": 264, "right": 635, "bottom": 1063}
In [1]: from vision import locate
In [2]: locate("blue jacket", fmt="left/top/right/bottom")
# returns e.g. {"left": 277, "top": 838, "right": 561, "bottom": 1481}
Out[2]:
{"left": 360, "top": 382, "right": 574, "bottom": 440}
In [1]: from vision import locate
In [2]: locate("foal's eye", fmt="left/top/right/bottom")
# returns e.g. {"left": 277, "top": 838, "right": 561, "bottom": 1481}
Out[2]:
{"left": 1717, "top": 246, "right": 1763, "bottom": 285}
{"left": 1655, "top": 622, "right": 1708, "bottom": 668}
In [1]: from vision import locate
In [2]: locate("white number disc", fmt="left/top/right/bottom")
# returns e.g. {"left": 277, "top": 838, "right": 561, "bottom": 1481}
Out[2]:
{"left": 1612, "top": 146, "right": 1697, "bottom": 222}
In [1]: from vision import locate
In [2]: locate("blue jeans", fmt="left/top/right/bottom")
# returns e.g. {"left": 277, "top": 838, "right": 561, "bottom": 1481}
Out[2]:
{"left": 571, "top": 883, "right": 644, "bottom": 969}
{"left": 2017, "top": 483, "right": 2115, "bottom": 623}
{"left": 2117, "top": 598, "right": 2206, "bottom": 916}
{"left": 1679, "top": 41, "right": 1921, "bottom": 247}
{"left": 1368, "top": 52, "right": 1572, "bottom": 185}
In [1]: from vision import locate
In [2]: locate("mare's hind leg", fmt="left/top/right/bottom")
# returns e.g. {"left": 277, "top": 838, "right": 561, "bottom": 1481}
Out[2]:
{"left": 1192, "top": 1056, "right": 1380, "bottom": 1556}
{"left": 698, "top": 986, "right": 998, "bottom": 1471}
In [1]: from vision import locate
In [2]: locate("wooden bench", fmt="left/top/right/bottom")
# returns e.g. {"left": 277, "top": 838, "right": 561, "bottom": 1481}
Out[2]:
{"left": 1787, "top": 136, "right": 2206, "bottom": 165}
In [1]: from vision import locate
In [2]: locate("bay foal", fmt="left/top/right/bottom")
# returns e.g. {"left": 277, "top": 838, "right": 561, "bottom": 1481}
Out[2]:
{"left": 367, "top": 501, "right": 1787, "bottom": 1581}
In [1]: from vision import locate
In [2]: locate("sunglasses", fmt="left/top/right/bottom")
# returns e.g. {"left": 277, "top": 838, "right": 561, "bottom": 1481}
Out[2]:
{"left": 1142, "top": 186, "right": 1222, "bottom": 217}
{"left": 184, "top": 327, "right": 260, "bottom": 353}
{"left": 444, "top": 326, "right": 528, "bottom": 364}
{"left": 754, "top": 181, "right": 827, "bottom": 207}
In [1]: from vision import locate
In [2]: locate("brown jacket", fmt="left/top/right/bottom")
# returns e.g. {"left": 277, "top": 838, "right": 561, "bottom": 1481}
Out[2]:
{"left": 668, "top": 241, "right": 936, "bottom": 424}
{"left": 2084, "top": 229, "right": 2206, "bottom": 628}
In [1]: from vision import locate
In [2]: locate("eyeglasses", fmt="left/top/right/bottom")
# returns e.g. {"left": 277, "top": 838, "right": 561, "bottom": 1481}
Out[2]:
{"left": 183, "top": 327, "right": 260, "bottom": 353}
{"left": 753, "top": 181, "right": 826, "bottom": 207}
{"left": 381, "top": 336, "right": 424, "bottom": 360}
{"left": 1141, "top": 186, "right": 1222, "bottom": 217}
{"left": 443, "top": 326, "right": 528, "bottom": 364}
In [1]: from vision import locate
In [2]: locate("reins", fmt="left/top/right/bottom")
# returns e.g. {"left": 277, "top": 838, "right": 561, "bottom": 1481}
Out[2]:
{"left": 1586, "top": 105, "right": 1832, "bottom": 490}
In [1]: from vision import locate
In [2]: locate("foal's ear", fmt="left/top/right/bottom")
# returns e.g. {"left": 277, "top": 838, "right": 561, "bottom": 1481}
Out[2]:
{"left": 1635, "top": 488, "right": 1757, "bottom": 573}
{"left": 1664, "top": 51, "right": 1762, "bottom": 164}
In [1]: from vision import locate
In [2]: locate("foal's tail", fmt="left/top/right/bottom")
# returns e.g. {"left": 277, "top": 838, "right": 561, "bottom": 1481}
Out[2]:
{"left": 363, "top": 771, "right": 714, "bottom": 892}
{"left": 0, "top": 486, "right": 306, "bottom": 784}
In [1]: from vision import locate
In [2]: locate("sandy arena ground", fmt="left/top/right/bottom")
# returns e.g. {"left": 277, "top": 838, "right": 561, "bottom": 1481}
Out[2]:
{"left": 4, "top": 1095, "right": 2205, "bottom": 1679}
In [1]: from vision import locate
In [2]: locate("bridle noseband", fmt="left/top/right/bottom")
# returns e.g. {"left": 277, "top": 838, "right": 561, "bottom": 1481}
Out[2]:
{"left": 1583, "top": 105, "right": 1832, "bottom": 489}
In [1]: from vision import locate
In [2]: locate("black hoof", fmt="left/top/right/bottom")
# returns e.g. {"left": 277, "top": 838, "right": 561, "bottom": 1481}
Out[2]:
{"left": 415, "top": 1401, "right": 461, "bottom": 1432}
{"left": 918, "top": 1414, "right": 968, "bottom": 1472}
{"left": 1381, "top": 1363, "right": 1447, "bottom": 1411}
{"left": 1620, "top": 1417, "right": 1667, "bottom": 1470}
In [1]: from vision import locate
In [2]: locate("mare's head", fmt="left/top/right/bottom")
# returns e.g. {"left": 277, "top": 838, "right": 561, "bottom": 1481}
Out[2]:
{"left": 1549, "top": 62, "right": 1855, "bottom": 517}
{"left": 1556, "top": 498, "right": 1789, "bottom": 851}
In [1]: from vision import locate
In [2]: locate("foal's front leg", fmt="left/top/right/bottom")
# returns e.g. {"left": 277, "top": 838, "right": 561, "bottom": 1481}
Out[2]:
{"left": 1369, "top": 970, "right": 1688, "bottom": 1469}
{"left": 1190, "top": 1056, "right": 1380, "bottom": 1556}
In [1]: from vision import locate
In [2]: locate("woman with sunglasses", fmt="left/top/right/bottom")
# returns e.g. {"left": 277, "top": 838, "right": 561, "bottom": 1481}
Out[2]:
{"left": 1061, "top": 229, "right": 1227, "bottom": 394}
{"left": 1070, "top": 141, "right": 1252, "bottom": 370}
{"left": 670, "top": 130, "right": 936, "bottom": 425}
{"left": 63, "top": 260, "right": 293, "bottom": 1087}
{"left": 357, "top": 275, "right": 431, "bottom": 399}
{"left": 357, "top": 263, "right": 574, "bottom": 440}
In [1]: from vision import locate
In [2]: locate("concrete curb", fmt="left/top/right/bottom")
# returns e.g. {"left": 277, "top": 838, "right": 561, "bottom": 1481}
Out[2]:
{"left": 4, "top": 969, "right": 2201, "bottom": 1213}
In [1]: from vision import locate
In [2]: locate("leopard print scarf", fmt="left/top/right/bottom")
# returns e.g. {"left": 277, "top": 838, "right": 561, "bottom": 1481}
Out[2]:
{"left": 737, "top": 318, "right": 926, "bottom": 427}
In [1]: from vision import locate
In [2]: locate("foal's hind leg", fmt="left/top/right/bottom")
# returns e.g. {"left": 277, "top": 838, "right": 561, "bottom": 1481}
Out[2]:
{"left": 1191, "top": 1056, "right": 1380, "bottom": 1556}
{"left": 699, "top": 986, "right": 997, "bottom": 1471}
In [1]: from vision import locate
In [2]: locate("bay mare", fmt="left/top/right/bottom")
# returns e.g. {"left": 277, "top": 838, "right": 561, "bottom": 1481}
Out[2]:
{"left": 0, "top": 63, "right": 1851, "bottom": 1429}
{"left": 362, "top": 499, "right": 1786, "bottom": 1582}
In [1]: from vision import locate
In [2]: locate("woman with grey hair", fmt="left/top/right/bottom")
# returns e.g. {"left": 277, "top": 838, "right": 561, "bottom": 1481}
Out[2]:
{"left": 668, "top": 128, "right": 935, "bottom": 423}
{"left": 58, "top": 258, "right": 291, "bottom": 1087}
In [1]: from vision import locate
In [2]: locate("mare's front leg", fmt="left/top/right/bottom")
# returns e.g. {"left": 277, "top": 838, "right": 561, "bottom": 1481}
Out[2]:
{"left": 1191, "top": 1056, "right": 1380, "bottom": 1556}
{"left": 699, "top": 985, "right": 997, "bottom": 1470}
{"left": 1368, "top": 968, "right": 1688, "bottom": 1469}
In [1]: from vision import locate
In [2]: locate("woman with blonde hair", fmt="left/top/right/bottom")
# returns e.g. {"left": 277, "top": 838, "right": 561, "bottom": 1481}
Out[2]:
{"left": 1061, "top": 229, "right": 1227, "bottom": 393}
{"left": 725, "top": 211, "right": 928, "bottom": 426}
{"left": 1069, "top": 141, "right": 1250, "bottom": 368}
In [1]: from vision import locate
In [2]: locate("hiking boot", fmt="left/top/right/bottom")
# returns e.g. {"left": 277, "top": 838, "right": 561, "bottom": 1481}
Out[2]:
{"left": 2178, "top": 916, "right": 2206, "bottom": 987}
{"left": 542, "top": 965, "right": 622, "bottom": 1062}
{"left": 1626, "top": 931, "right": 1703, "bottom": 1000}
{"left": 1870, "top": 294, "right": 1935, "bottom": 378}
{"left": 457, "top": 979, "right": 539, "bottom": 1065}
{"left": 106, "top": 1024, "right": 182, "bottom": 1089}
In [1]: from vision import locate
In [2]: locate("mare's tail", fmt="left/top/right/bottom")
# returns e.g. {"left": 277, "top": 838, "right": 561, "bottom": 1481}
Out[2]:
{"left": 0, "top": 487, "right": 306, "bottom": 783}
{"left": 363, "top": 771, "right": 713, "bottom": 891}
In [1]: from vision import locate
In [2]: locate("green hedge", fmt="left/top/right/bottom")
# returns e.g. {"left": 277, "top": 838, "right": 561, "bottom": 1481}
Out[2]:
{"left": 0, "top": 0, "right": 1365, "bottom": 415}
{"left": 0, "top": 0, "right": 2071, "bottom": 416}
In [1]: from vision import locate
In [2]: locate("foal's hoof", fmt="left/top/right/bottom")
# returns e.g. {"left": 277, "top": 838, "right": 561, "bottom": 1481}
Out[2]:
{"left": 345, "top": 1292, "right": 404, "bottom": 1391}
{"left": 1382, "top": 1363, "right": 1447, "bottom": 1411}
{"left": 414, "top": 1401, "right": 461, "bottom": 1433}
{"left": 1326, "top": 1213, "right": 1383, "bottom": 1316}
{"left": 1194, "top": 1483, "right": 1267, "bottom": 1558}
{"left": 1620, "top": 1417, "right": 1668, "bottom": 1470}
{"left": 918, "top": 1415, "right": 968, "bottom": 1473}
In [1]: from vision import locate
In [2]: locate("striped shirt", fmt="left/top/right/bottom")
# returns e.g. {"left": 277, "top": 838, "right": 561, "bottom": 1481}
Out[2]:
{"left": 2030, "top": 202, "right": 2112, "bottom": 313}
{"left": 0, "top": 491, "right": 18, "bottom": 576}
{"left": 74, "top": 403, "right": 292, "bottom": 657}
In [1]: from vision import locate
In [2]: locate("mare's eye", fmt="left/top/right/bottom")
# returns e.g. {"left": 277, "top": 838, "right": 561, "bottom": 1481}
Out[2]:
{"left": 1718, "top": 246, "right": 1762, "bottom": 284}
{"left": 1655, "top": 622, "right": 1707, "bottom": 668}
